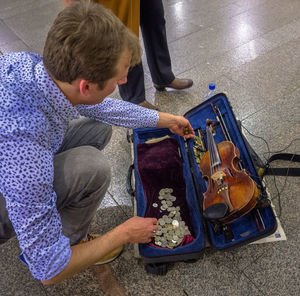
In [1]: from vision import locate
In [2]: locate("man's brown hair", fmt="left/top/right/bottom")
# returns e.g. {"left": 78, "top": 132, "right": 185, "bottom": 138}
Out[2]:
{"left": 43, "top": 0, "right": 141, "bottom": 89}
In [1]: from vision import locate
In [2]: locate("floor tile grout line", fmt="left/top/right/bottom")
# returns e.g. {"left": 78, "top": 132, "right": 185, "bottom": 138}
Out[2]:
{"left": 1, "top": 18, "right": 33, "bottom": 50}
{"left": 239, "top": 268, "right": 268, "bottom": 295}
{"left": 106, "top": 189, "right": 131, "bottom": 220}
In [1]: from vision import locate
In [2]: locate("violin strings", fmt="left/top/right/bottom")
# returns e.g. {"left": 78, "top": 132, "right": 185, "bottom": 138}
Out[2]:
{"left": 207, "top": 126, "right": 214, "bottom": 175}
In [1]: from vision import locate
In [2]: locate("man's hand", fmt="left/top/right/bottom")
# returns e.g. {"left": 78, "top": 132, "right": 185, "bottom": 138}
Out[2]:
{"left": 118, "top": 216, "right": 158, "bottom": 243}
{"left": 156, "top": 112, "right": 195, "bottom": 139}
{"left": 41, "top": 216, "right": 158, "bottom": 284}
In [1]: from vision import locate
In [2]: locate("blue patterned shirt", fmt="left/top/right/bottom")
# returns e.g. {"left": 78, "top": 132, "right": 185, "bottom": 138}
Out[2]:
{"left": 0, "top": 52, "right": 159, "bottom": 280}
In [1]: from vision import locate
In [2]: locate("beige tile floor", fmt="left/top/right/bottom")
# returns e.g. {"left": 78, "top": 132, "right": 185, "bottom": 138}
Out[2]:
{"left": 0, "top": 0, "right": 299, "bottom": 295}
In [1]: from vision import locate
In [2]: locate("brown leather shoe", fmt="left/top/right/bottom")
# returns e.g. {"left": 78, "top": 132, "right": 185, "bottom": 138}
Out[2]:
{"left": 154, "top": 78, "right": 193, "bottom": 91}
{"left": 138, "top": 100, "right": 159, "bottom": 111}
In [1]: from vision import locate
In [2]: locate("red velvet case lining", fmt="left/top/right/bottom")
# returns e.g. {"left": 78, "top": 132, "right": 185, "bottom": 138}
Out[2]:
{"left": 137, "top": 138, "right": 195, "bottom": 248}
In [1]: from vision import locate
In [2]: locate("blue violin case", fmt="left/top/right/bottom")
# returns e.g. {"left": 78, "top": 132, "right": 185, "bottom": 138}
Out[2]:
{"left": 127, "top": 93, "right": 277, "bottom": 275}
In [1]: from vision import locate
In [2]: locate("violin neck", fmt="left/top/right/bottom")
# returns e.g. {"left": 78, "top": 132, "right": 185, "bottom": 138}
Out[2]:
{"left": 206, "top": 125, "right": 221, "bottom": 170}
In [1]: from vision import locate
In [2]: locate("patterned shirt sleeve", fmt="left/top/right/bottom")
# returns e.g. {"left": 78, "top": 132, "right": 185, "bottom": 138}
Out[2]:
{"left": 76, "top": 98, "right": 159, "bottom": 128}
{"left": 0, "top": 133, "right": 71, "bottom": 280}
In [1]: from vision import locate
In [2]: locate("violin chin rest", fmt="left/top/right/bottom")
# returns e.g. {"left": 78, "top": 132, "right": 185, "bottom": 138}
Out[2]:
{"left": 203, "top": 203, "right": 228, "bottom": 220}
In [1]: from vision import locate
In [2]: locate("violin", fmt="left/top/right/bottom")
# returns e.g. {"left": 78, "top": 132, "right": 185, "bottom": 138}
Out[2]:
{"left": 199, "top": 119, "right": 259, "bottom": 223}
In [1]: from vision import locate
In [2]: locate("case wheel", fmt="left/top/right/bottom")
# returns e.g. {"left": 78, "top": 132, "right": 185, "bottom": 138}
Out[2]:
{"left": 145, "top": 263, "right": 168, "bottom": 275}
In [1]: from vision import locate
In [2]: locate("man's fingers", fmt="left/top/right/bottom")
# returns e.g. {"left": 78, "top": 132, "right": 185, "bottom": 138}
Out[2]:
{"left": 144, "top": 217, "right": 157, "bottom": 223}
{"left": 151, "top": 218, "right": 158, "bottom": 224}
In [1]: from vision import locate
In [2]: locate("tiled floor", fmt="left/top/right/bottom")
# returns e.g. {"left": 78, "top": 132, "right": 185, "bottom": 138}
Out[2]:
{"left": 0, "top": 0, "right": 299, "bottom": 295}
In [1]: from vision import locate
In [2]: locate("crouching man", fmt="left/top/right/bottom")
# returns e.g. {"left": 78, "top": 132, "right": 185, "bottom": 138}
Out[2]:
{"left": 0, "top": 1, "right": 194, "bottom": 284}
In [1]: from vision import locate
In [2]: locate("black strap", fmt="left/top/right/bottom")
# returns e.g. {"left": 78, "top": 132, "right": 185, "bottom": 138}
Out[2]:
{"left": 263, "top": 153, "right": 300, "bottom": 177}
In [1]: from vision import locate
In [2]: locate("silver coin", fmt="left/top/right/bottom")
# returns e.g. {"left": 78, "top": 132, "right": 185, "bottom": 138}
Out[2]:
{"left": 160, "top": 206, "right": 167, "bottom": 211}
{"left": 173, "top": 235, "right": 179, "bottom": 241}
{"left": 152, "top": 203, "right": 158, "bottom": 208}
{"left": 166, "top": 201, "right": 173, "bottom": 207}
{"left": 156, "top": 230, "right": 162, "bottom": 236}
{"left": 164, "top": 194, "right": 173, "bottom": 200}
{"left": 175, "top": 213, "right": 181, "bottom": 219}
{"left": 165, "top": 218, "right": 172, "bottom": 224}
{"left": 159, "top": 188, "right": 168, "bottom": 195}
{"left": 161, "top": 237, "right": 167, "bottom": 243}
{"left": 175, "top": 229, "right": 181, "bottom": 235}
{"left": 160, "top": 220, "right": 166, "bottom": 226}
{"left": 184, "top": 228, "right": 190, "bottom": 235}
{"left": 168, "top": 211, "right": 175, "bottom": 217}
{"left": 172, "top": 220, "right": 179, "bottom": 227}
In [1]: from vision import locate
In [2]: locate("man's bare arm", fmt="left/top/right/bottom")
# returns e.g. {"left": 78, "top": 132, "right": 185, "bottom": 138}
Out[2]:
{"left": 41, "top": 216, "right": 157, "bottom": 285}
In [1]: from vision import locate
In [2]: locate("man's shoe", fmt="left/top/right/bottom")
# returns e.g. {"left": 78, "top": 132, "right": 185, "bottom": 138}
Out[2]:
{"left": 138, "top": 100, "right": 159, "bottom": 111}
{"left": 154, "top": 78, "right": 193, "bottom": 91}
{"left": 79, "top": 234, "right": 123, "bottom": 265}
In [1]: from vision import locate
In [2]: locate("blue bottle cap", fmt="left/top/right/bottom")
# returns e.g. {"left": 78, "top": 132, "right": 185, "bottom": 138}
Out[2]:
{"left": 209, "top": 83, "right": 215, "bottom": 90}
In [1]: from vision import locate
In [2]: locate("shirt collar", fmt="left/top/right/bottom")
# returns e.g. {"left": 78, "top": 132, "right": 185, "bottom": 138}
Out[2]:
{"left": 34, "top": 61, "right": 80, "bottom": 122}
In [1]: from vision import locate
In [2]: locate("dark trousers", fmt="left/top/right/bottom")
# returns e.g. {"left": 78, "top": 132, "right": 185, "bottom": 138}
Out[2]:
{"left": 119, "top": 0, "right": 175, "bottom": 104}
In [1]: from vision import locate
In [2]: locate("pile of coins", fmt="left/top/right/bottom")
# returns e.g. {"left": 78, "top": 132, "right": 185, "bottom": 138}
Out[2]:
{"left": 152, "top": 188, "right": 191, "bottom": 249}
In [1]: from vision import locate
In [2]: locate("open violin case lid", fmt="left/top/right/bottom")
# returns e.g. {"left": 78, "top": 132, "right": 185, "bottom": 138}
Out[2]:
{"left": 128, "top": 93, "right": 277, "bottom": 274}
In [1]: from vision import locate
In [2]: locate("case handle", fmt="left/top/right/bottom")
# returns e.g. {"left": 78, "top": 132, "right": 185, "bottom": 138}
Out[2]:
{"left": 126, "top": 164, "right": 135, "bottom": 197}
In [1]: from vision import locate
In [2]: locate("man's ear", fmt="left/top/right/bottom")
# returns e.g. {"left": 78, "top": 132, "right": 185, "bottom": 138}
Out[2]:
{"left": 78, "top": 79, "right": 90, "bottom": 96}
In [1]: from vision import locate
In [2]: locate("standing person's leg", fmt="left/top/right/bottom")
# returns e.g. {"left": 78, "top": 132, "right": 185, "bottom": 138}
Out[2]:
{"left": 140, "top": 0, "right": 173, "bottom": 86}
{"left": 54, "top": 117, "right": 112, "bottom": 245}
{"left": 118, "top": 63, "right": 145, "bottom": 105}
{"left": 140, "top": 0, "right": 193, "bottom": 91}
{"left": 118, "top": 63, "right": 159, "bottom": 110}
